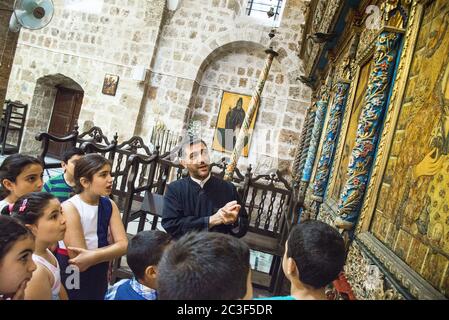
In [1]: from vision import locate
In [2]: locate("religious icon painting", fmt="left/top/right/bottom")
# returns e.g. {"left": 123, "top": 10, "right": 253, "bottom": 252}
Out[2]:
{"left": 102, "top": 74, "right": 119, "bottom": 96}
{"left": 212, "top": 91, "right": 260, "bottom": 157}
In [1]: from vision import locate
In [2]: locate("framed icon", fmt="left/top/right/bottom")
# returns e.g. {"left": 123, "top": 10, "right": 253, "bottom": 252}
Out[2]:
{"left": 212, "top": 91, "right": 259, "bottom": 157}
{"left": 102, "top": 74, "right": 119, "bottom": 96}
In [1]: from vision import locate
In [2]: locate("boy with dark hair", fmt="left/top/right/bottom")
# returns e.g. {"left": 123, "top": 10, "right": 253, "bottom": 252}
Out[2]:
{"left": 158, "top": 231, "right": 253, "bottom": 300}
{"left": 43, "top": 147, "right": 85, "bottom": 202}
{"left": 265, "top": 220, "right": 346, "bottom": 300}
{"left": 105, "top": 230, "right": 172, "bottom": 300}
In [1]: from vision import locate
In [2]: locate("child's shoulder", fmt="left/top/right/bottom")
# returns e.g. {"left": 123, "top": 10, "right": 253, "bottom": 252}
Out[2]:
{"left": 47, "top": 173, "right": 65, "bottom": 183}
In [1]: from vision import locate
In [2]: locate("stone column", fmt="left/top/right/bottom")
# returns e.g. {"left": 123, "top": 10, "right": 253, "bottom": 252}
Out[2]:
{"left": 336, "top": 30, "right": 403, "bottom": 230}
{"left": 310, "top": 81, "right": 350, "bottom": 218}
{"left": 224, "top": 48, "right": 278, "bottom": 181}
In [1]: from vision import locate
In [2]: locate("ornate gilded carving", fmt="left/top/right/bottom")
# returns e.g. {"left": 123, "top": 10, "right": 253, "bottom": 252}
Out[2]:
{"left": 381, "top": 0, "right": 412, "bottom": 23}
{"left": 345, "top": 238, "right": 405, "bottom": 300}
{"left": 317, "top": 201, "right": 337, "bottom": 226}
{"left": 336, "top": 30, "right": 402, "bottom": 230}
{"left": 334, "top": 31, "right": 361, "bottom": 82}
{"left": 292, "top": 105, "right": 314, "bottom": 184}
{"left": 325, "top": 70, "right": 359, "bottom": 205}
{"left": 353, "top": 233, "right": 447, "bottom": 299}
{"left": 296, "top": 103, "right": 317, "bottom": 186}
{"left": 312, "top": 0, "right": 327, "bottom": 34}
{"left": 357, "top": 1, "right": 420, "bottom": 234}
{"left": 356, "top": 28, "right": 378, "bottom": 62}
{"left": 301, "top": 85, "right": 330, "bottom": 182}
{"left": 304, "top": 0, "right": 345, "bottom": 76}
{"left": 312, "top": 82, "right": 351, "bottom": 201}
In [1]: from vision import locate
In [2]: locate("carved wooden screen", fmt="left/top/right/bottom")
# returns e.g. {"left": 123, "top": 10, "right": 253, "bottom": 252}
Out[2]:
{"left": 329, "top": 58, "right": 374, "bottom": 201}
{"left": 368, "top": 0, "right": 449, "bottom": 297}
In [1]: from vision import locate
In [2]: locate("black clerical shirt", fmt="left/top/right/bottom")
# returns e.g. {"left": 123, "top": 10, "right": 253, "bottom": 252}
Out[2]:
{"left": 161, "top": 175, "right": 248, "bottom": 239}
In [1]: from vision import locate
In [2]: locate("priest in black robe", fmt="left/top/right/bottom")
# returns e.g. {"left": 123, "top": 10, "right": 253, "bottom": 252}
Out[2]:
{"left": 162, "top": 138, "right": 248, "bottom": 239}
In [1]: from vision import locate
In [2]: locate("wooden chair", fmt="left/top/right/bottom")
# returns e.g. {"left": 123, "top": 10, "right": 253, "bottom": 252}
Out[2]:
{"left": 110, "top": 153, "right": 160, "bottom": 283}
{"left": 77, "top": 126, "right": 113, "bottom": 147}
{"left": 239, "top": 168, "right": 294, "bottom": 294}
{"left": 0, "top": 100, "right": 28, "bottom": 155}
{"left": 35, "top": 126, "right": 78, "bottom": 169}
{"left": 110, "top": 136, "right": 153, "bottom": 202}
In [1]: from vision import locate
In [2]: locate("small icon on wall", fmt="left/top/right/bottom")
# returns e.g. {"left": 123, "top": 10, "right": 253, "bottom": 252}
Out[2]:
{"left": 102, "top": 74, "right": 119, "bottom": 96}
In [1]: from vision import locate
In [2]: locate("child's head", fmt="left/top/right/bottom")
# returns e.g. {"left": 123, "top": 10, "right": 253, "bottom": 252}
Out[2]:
{"left": 283, "top": 220, "right": 345, "bottom": 290}
{"left": 126, "top": 230, "right": 172, "bottom": 289}
{"left": 158, "top": 231, "right": 252, "bottom": 300}
{"left": 73, "top": 154, "right": 112, "bottom": 196}
{"left": 9, "top": 192, "right": 66, "bottom": 245}
{"left": 0, "top": 154, "right": 43, "bottom": 202}
{"left": 61, "top": 147, "right": 85, "bottom": 178}
{"left": 0, "top": 215, "right": 36, "bottom": 297}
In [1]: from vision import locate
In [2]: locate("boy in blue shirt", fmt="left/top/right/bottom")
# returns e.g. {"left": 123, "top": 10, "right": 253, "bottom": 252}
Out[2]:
{"left": 105, "top": 230, "right": 172, "bottom": 300}
{"left": 264, "top": 220, "right": 345, "bottom": 300}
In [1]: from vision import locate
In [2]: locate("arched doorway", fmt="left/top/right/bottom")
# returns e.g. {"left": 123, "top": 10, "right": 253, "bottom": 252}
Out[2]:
{"left": 21, "top": 74, "right": 84, "bottom": 157}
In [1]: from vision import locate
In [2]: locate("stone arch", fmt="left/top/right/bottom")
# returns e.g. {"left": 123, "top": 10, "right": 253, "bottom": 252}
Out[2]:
{"left": 183, "top": 37, "right": 307, "bottom": 173}
{"left": 183, "top": 35, "right": 308, "bottom": 130}
{"left": 20, "top": 73, "right": 84, "bottom": 154}
{"left": 189, "top": 29, "right": 305, "bottom": 88}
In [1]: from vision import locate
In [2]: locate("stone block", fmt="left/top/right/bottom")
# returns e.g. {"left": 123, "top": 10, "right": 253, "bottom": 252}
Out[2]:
{"left": 275, "top": 74, "right": 284, "bottom": 84}
{"left": 279, "top": 128, "right": 299, "bottom": 145}
{"left": 260, "top": 111, "right": 277, "bottom": 125}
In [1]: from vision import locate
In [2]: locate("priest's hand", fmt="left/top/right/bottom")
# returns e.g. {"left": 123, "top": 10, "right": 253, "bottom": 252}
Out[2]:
{"left": 209, "top": 201, "right": 241, "bottom": 228}
{"left": 221, "top": 202, "right": 241, "bottom": 225}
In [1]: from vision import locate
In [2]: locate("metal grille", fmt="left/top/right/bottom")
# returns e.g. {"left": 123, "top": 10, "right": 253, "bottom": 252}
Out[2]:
{"left": 245, "top": 0, "right": 283, "bottom": 21}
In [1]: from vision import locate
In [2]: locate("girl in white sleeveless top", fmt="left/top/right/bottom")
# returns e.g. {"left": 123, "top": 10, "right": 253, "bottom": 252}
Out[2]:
{"left": 11, "top": 193, "right": 68, "bottom": 300}
{"left": 58, "top": 154, "right": 128, "bottom": 300}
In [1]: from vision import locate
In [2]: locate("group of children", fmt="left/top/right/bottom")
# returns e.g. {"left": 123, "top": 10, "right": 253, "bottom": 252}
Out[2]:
{"left": 0, "top": 148, "right": 346, "bottom": 300}
{"left": 0, "top": 149, "right": 127, "bottom": 300}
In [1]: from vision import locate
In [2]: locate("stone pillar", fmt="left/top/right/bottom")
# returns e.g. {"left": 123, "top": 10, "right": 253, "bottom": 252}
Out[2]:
{"left": 224, "top": 48, "right": 278, "bottom": 181}
{"left": 336, "top": 30, "right": 403, "bottom": 230}
{"left": 310, "top": 81, "right": 350, "bottom": 217}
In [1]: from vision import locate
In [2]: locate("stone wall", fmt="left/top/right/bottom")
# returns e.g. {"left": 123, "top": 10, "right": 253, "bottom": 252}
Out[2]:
{"left": 6, "top": 0, "right": 166, "bottom": 153}
{"left": 136, "top": 0, "right": 311, "bottom": 173}
{"left": 4, "top": 0, "right": 311, "bottom": 171}
{"left": 191, "top": 45, "right": 306, "bottom": 173}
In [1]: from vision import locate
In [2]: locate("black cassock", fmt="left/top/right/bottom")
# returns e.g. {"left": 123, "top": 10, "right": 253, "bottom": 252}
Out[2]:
{"left": 162, "top": 175, "right": 248, "bottom": 239}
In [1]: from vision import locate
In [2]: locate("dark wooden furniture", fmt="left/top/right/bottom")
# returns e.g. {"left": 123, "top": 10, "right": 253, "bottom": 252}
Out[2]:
{"left": 0, "top": 100, "right": 28, "bottom": 155}
{"left": 35, "top": 126, "right": 78, "bottom": 169}
{"left": 110, "top": 153, "right": 160, "bottom": 282}
{"left": 77, "top": 126, "right": 113, "bottom": 147}
{"left": 240, "top": 169, "right": 295, "bottom": 294}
